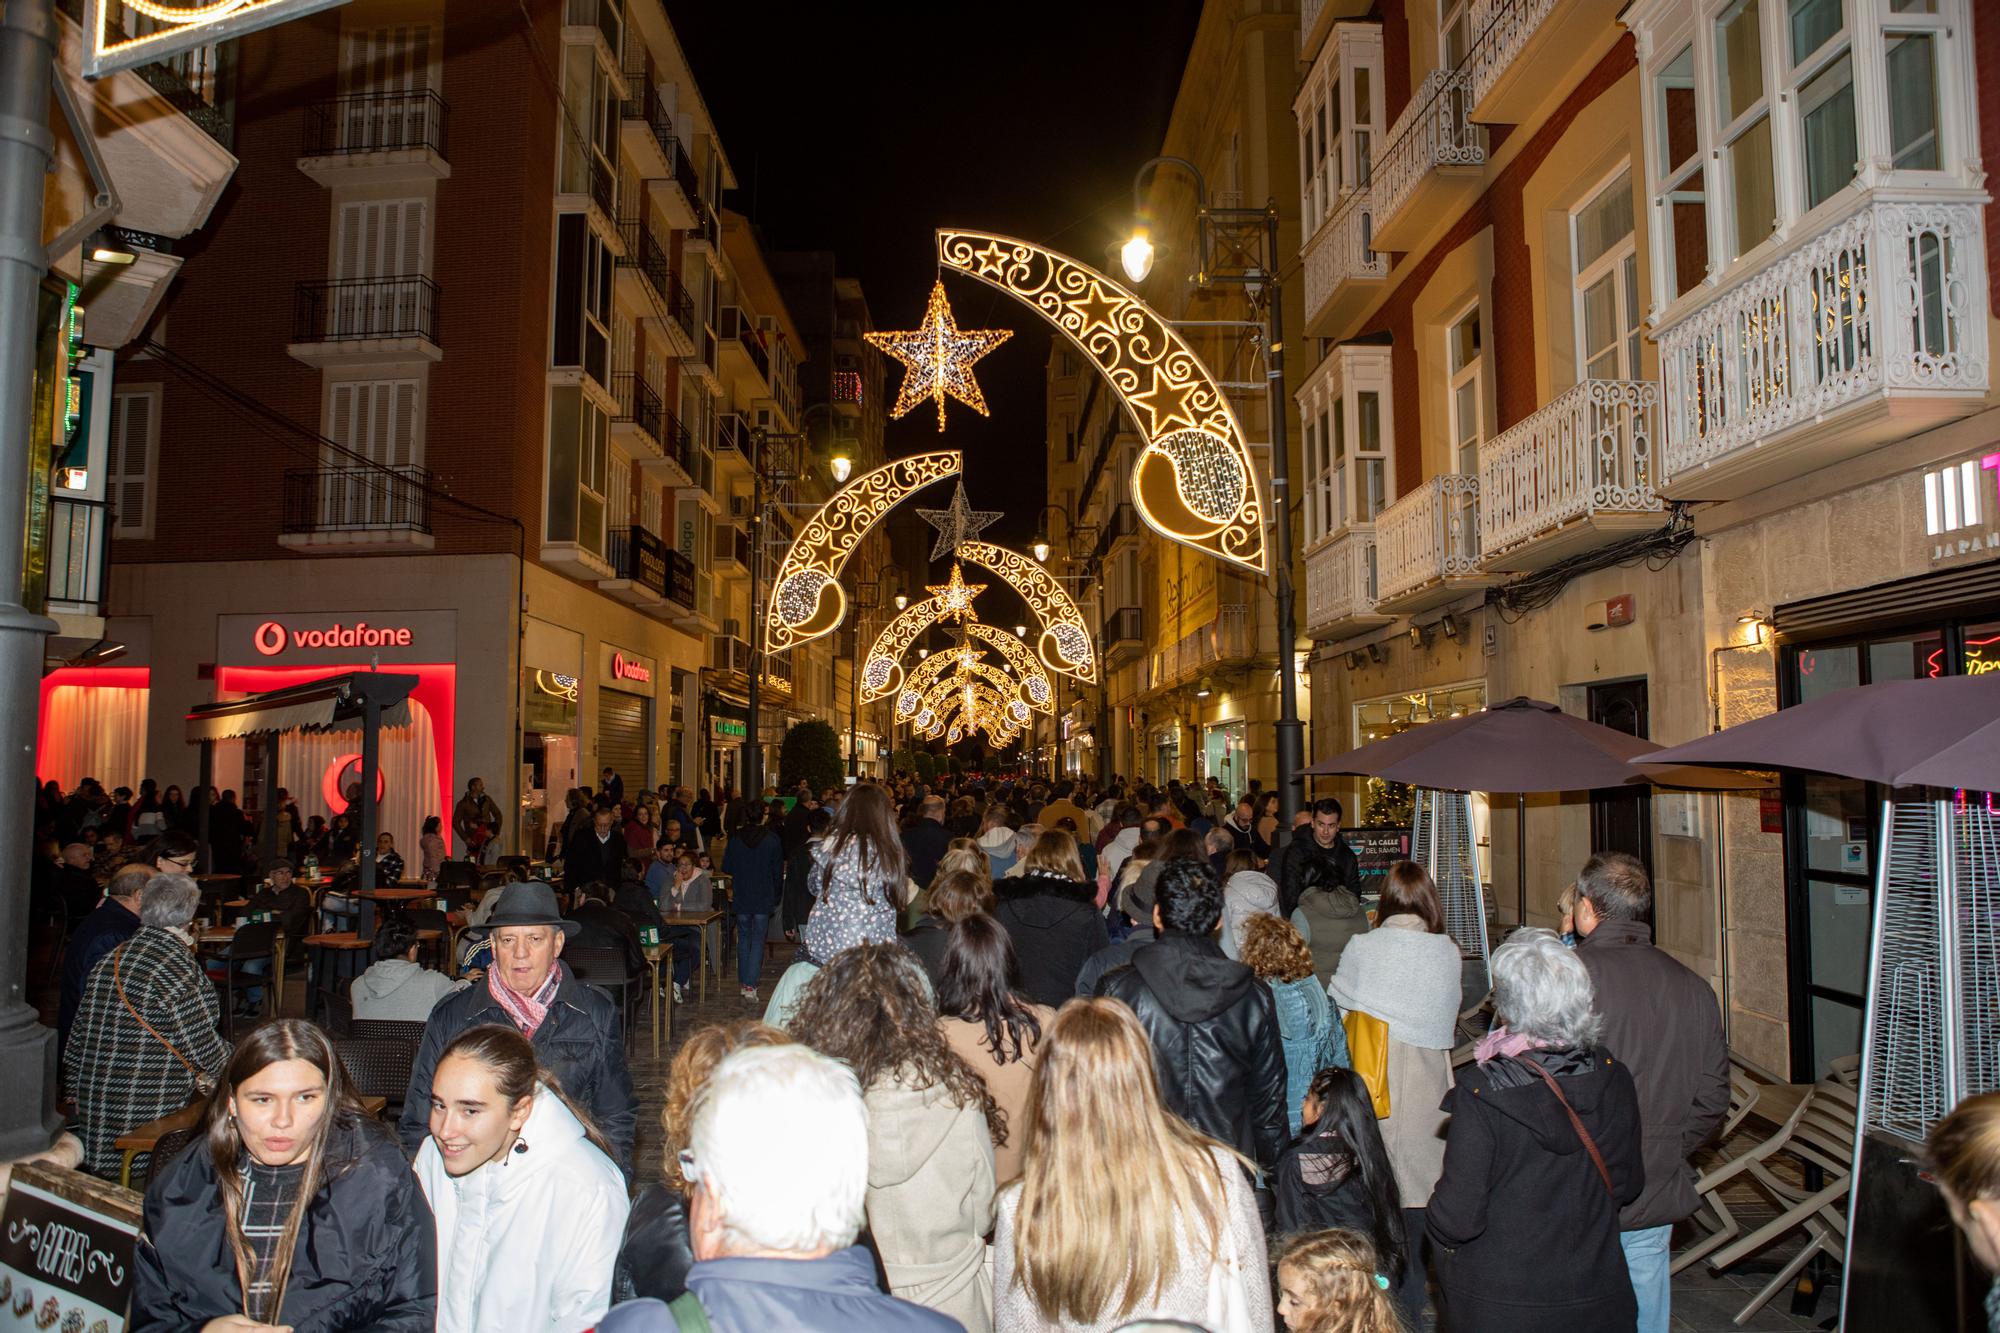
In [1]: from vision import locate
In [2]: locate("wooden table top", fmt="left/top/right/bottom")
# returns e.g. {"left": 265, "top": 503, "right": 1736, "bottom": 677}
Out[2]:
{"left": 117, "top": 1094, "right": 388, "bottom": 1151}
{"left": 303, "top": 929, "right": 443, "bottom": 948}
{"left": 661, "top": 908, "right": 724, "bottom": 927}
{"left": 353, "top": 887, "right": 437, "bottom": 902}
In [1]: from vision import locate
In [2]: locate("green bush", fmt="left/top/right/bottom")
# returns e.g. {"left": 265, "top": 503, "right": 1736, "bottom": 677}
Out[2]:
{"left": 914, "top": 751, "right": 939, "bottom": 783}
{"left": 779, "top": 719, "right": 845, "bottom": 795}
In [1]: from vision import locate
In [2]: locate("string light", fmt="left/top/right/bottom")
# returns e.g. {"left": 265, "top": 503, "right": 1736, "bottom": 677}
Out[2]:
{"left": 964, "top": 622, "right": 1053, "bottom": 714}
{"left": 916, "top": 479, "right": 1003, "bottom": 561}
{"left": 864, "top": 281, "right": 1013, "bottom": 431}
{"left": 859, "top": 593, "right": 958, "bottom": 703}
{"left": 937, "top": 230, "right": 1267, "bottom": 572}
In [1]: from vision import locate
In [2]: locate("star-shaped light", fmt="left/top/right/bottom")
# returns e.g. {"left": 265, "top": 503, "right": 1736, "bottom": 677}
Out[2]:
{"left": 925, "top": 562, "right": 985, "bottom": 624}
{"left": 916, "top": 480, "right": 1002, "bottom": 561}
{"left": 865, "top": 282, "right": 1013, "bottom": 430}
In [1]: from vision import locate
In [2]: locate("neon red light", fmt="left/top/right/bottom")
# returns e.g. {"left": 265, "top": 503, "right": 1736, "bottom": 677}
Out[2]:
{"left": 38, "top": 667, "right": 152, "bottom": 774}
{"left": 255, "top": 619, "right": 415, "bottom": 655}
{"left": 611, "top": 652, "right": 652, "bottom": 684}
{"left": 321, "top": 753, "right": 388, "bottom": 810}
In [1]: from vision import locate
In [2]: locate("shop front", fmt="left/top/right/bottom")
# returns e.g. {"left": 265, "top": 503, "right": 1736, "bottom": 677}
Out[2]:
{"left": 707, "top": 703, "right": 748, "bottom": 796}
{"left": 1201, "top": 719, "right": 1246, "bottom": 793}
{"left": 38, "top": 619, "right": 153, "bottom": 793}
{"left": 598, "top": 642, "right": 657, "bottom": 793}
{"left": 1153, "top": 724, "right": 1180, "bottom": 788}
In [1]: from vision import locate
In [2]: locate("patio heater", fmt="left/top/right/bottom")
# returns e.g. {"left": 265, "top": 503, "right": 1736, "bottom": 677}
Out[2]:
{"left": 1410, "top": 787, "right": 1492, "bottom": 1009}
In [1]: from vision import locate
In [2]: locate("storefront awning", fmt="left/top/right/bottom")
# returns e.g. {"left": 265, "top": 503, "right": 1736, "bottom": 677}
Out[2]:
{"left": 185, "top": 671, "right": 415, "bottom": 743}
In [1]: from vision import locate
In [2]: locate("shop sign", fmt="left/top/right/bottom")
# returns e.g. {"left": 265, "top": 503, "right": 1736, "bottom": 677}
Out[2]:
{"left": 0, "top": 1172, "right": 139, "bottom": 1333}
{"left": 1924, "top": 451, "right": 2000, "bottom": 564}
{"left": 220, "top": 610, "right": 455, "bottom": 666}
{"left": 600, "top": 644, "right": 657, "bottom": 696}
{"left": 712, "top": 717, "right": 748, "bottom": 741}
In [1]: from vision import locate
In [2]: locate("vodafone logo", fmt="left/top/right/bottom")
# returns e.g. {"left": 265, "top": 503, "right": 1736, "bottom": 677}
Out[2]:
{"left": 252, "top": 619, "right": 414, "bottom": 656}
{"left": 611, "top": 652, "right": 652, "bottom": 684}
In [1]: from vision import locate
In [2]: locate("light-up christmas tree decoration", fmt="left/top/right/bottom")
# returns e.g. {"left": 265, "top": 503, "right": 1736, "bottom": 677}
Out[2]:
{"left": 865, "top": 281, "right": 1013, "bottom": 430}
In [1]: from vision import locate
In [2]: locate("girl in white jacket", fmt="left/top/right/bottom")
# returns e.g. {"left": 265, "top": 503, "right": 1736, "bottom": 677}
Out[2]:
{"left": 415, "top": 1024, "right": 631, "bottom": 1333}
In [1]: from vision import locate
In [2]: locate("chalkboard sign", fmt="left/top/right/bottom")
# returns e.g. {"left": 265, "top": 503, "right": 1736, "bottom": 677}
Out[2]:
{"left": 0, "top": 1165, "right": 141, "bottom": 1333}
{"left": 1348, "top": 827, "right": 1412, "bottom": 885}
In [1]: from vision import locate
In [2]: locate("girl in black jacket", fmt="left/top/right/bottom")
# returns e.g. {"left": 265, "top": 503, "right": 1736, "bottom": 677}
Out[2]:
{"left": 993, "top": 830, "right": 1110, "bottom": 1008}
{"left": 1275, "top": 1067, "right": 1409, "bottom": 1314}
{"left": 131, "top": 1018, "right": 436, "bottom": 1332}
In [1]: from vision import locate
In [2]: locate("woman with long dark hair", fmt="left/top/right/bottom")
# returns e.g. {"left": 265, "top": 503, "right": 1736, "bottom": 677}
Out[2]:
{"left": 801, "top": 781, "right": 909, "bottom": 965}
{"left": 791, "top": 942, "right": 997, "bottom": 1330}
{"left": 130, "top": 1019, "right": 435, "bottom": 1331}
{"left": 935, "top": 913, "right": 1050, "bottom": 1185}
{"left": 415, "top": 1024, "right": 629, "bottom": 1333}
{"left": 1275, "top": 1068, "right": 1408, "bottom": 1306}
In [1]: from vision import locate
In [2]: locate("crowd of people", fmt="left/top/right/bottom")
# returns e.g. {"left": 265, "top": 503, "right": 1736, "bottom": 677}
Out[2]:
{"left": 26, "top": 766, "right": 2000, "bottom": 1332}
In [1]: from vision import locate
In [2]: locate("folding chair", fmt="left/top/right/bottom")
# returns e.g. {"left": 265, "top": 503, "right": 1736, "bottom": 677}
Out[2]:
{"left": 1670, "top": 1065, "right": 1764, "bottom": 1274}
{"left": 1705, "top": 1078, "right": 1857, "bottom": 1326}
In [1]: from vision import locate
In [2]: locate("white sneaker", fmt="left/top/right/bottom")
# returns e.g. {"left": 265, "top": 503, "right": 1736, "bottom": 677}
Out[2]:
{"left": 672, "top": 982, "right": 684, "bottom": 1003}
{"left": 739, "top": 985, "right": 757, "bottom": 1002}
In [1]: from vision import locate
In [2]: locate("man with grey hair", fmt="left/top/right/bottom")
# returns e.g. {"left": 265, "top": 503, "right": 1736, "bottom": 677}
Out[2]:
{"left": 596, "top": 1045, "right": 957, "bottom": 1331}
{"left": 58, "top": 862, "right": 152, "bottom": 1053}
{"left": 1573, "top": 851, "right": 1729, "bottom": 1333}
{"left": 999, "top": 823, "right": 1042, "bottom": 878}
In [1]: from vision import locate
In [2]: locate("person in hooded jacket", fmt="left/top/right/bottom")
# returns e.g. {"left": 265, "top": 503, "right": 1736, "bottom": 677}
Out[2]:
{"left": 974, "top": 804, "right": 1018, "bottom": 879}
{"left": 1098, "top": 856, "right": 1289, "bottom": 1179}
{"left": 720, "top": 807, "right": 784, "bottom": 1002}
{"left": 994, "top": 829, "right": 1110, "bottom": 1009}
{"left": 781, "top": 805, "right": 833, "bottom": 939}
{"left": 131, "top": 1018, "right": 436, "bottom": 1332}
{"left": 1428, "top": 928, "right": 1644, "bottom": 1333}
{"left": 352, "top": 920, "right": 461, "bottom": 1021}
{"left": 1218, "top": 860, "right": 1279, "bottom": 961}
{"left": 791, "top": 942, "right": 998, "bottom": 1332}
{"left": 417, "top": 1024, "right": 629, "bottom": 1333}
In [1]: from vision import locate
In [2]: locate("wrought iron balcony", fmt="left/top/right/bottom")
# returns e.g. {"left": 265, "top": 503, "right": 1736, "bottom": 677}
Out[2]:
{"left": 302, "top": 90, "right": 448, "bottom": 158}
{"left": 589, "top": 158, "right": 617, "bottom": 224}
{"left": 1304, "top": 524, "right": 1391, "bottom": 639}
{"left": 60, "top": 0, "right": 234, "bottom": 148}
{"left": 1373, "top": 473, "right": 1494, "bottom": 612}
{"left": 1302, "top": 188, "right": 1387, "bottom": 336}
{"left": 1091, "top": 503, "right": 1140, "bottom": 567}
{"left": 716, "top": 412, "right": 750, "bottom": 456}
{"left": 46, "top": 496, "right": 109, "bottom": 612}
{"left": 605, "top": 523, "right": 669, "bottom": 600}
{"left": 1102, "top": 606, "right": 1144, "bottom": 654}
{"left": 1656, "top": 193, "right": 1990, "bottom": 499}
{"left": 1479, "top": 378, "right": 1663, "bottom": 569}
{"left": 616, "top": 216, "right": 693, "bottom": 341}
{"left": 281, "top": 466, "right": 431, "bottom": 534}
{"left": 613, "top": 372, "right": 663, "bottom": 446}
{"left": 291, "top": 276, "right": 440, "bottom": 346}
{"left": 1466, "top": 0, "right": 1627, "bottom": 126}
{"left": 1371, "top": 68, "right": 1485, "bottom": 251}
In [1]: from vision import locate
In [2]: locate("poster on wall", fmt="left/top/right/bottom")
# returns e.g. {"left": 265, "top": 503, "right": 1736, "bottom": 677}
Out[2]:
{"left": 0, "top": 1168, "right": 141, "bottom": 1333}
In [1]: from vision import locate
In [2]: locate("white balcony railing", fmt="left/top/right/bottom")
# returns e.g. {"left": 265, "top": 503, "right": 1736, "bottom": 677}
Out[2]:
{"left": 1373, "top": 68, "right": 1485, "bottom": 240}
{"left": 1302, "top": 188, "right": 1386, "bottom": 327}
{"left": 1479, "top": 378, "right": 1662, "bottom": 556}
{"left": 1304, "top": 526, "right": 1383, "bottom": 635}
{"left": 1658, "top": 194, "right": 1988, "bottom": 485}
{"left": 1149, "top": 604, "right": 1252, "bottom": 691}
{"left": 1467, "top": 0, "right": 1558, "bottom": 112}
{"left": 1375, "top": 474, "right": 1482, "bottom": 604}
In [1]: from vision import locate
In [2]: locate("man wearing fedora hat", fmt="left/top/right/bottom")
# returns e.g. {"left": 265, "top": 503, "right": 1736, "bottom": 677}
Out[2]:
{"left": 398, "top": 880, "right": 636, "bottom": 1177}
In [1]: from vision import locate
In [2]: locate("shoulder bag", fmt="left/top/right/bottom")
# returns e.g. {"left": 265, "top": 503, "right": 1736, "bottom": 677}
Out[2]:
{"left": 1518, "top": 1057, "right": 1615, "bottom": 1197}
{"left": 111, "top": 942, "right": 217, "bottom": 1096}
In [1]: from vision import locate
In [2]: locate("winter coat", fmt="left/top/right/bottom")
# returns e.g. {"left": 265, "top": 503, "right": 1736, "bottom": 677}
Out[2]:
{"left": 57, "top": 896, "right": 139, "bottom": 1053}
{"left": 1099, "top": 932, "right": 1289, "bottom": 1175}
{"left": 1098, "top": 826, "right": 1142, "bottom": 883}
{"left": 416, "top": 1081, "right": 630, "bottom": 1333}
{"left": 782, "top": 837, "right": 818, "bottom": 935}
{"left": 1427, "top": 1047, "right": 1644, "bottom": 1333}
{"left": 863, "top": 1073, "right": 997, "bottom": 1332}
{"left": 1292, "top": 885, "right": 1372, "bottom": 987}
{"left": 1075, "top": 926, "right": 1152, "bottom": 997}
{"left": 940, "top": 1006, "right": 1053, "bottom": 1186}
{"left": 803, "top": 835, "right": 903, "bottom": 964}
{"left": 1279, "top": 833, "right": 1361, "bottom": 920}
{"left": 132, "top": 1115, "right": 436, "bottom": 1332}
{"left": 613, "top": 1184, "right": 695, "bottom": 1304}
{"left": 1329, "top": 916, "right": 1463, "bottom": 1205}
{"left": 994, "top": 872, "right": 1111, "bottom": 1009}
{"left": 565, "top": 828, "right": 629, "bottom": 892}
{"left": 1219, "top": 870, "right": 1280, "bottom": 961}
{"left": 352, "top": 957, "right": 459, "bottom": 1022}
{"left": 569, "top": 898, "right": 646, "bottom": 978}
{"left": 903, "top": 914, "right": 951, "bottom": 987}
{"left": 398, "top": 962, "right": 637, "bottom": 1177}
{"left": 902, "top": 818, "right": 953, "bottom": 890}
{"left": 597, "top": 1247, "right": 962, "bottom": 1333}
{"left": 1575, "top": 917, "right": 1730, "bottom": 1229}
{"left": 720, "top": 824, "right": 784, "bottom": 916}
{"left": 1270, "top": 975, "right": 1349, "bottom": 1137}
{"left": 976, "top": 825, "right": 1018, "bottom": 879}
{"left": 1275, "top": 1119, "right": 1394, "bottom": 1252}
{"left": 63, "top": 925, "right": 231, "bottom": 1177}
{"left": 454, "top": 790, "right": 504, "bottom": 847}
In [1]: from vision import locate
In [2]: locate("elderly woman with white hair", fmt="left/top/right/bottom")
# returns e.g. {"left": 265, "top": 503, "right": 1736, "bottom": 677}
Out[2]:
{"left": 1426, "top": 927, "right": 1644, "bottom": 1332}
{"left": 63, "top": 872, "right": 230, "bottom": 1178}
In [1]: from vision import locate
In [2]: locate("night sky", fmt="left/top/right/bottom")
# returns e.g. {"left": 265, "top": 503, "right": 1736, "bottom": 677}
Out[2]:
{"left": 665, "top": 1, "right": 1205, "bottom": 549}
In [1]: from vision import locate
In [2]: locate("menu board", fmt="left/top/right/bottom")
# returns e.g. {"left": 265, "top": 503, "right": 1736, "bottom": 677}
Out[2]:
{"left": 1348, "top": 827, "right": 1412, "bottom": 887}
{"left": 0, "top": 1166, "right": 140, "bottom": 1333}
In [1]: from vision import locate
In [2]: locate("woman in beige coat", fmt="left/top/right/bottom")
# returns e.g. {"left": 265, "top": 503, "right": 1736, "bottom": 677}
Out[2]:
{"left": 934, "top": 912, "right": 1054, "bottom": 1186}
{"left": 1327, "top": 860, "right": 1464, "bottom": 1321}
{"left": 793, "top": 941, "right": 999, "bottom": 1332}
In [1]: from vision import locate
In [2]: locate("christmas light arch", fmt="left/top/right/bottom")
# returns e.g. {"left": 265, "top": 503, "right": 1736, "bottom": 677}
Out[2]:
{"left": 858, "top": 595, "right": 955, "bottom": 703}
{"left": 955, "top": 541, "right": 1097, "bottom": 684}
{"left": 964, "top": 622, "right": 1054, "bottom": 714}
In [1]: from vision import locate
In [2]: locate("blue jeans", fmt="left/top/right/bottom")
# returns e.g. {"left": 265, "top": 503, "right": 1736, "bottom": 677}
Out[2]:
{"left": 1621, "top": 1224, "right": 1671, "bottom": 1333}
{"left": 665, "top": 926, "right": 700, "bottom": 987}
{"left": 735, "top": 913, "right": 769, "bottom": 988}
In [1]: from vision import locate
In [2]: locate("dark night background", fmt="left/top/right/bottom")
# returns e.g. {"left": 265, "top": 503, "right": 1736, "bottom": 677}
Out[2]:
{"left": 665, "top": 1, "right": 1205, "bottom": 549}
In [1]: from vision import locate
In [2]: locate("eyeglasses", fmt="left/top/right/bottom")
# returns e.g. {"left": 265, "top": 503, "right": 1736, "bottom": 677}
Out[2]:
{"left": 677, "top": 1148, "right": 701, "bottom": 1182}
{"left": 162, "top": 855, "right": 196, "bottom": 871}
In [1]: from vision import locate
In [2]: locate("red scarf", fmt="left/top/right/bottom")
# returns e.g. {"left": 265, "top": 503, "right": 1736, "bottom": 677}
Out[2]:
{"left": 488, "top": 963, "right": 561, "bottom": 1036}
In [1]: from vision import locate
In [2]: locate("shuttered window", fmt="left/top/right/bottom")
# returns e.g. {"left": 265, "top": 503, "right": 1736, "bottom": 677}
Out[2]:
{"left": 336, "top": 199, "right": 428, "bottom": 280}
{"left": 108, "top": 388, "right": 158, "bottom": 538}
{"left": 342, "top": 25, "right": 434, "bottom": 94}
{"left": 324, "top": 379, "right": 422, "bottom": 527}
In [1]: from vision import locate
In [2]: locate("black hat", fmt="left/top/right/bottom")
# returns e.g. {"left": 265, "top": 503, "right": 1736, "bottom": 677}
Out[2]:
{"left": 464, "top": 881, "right": 579, "bottom": 940}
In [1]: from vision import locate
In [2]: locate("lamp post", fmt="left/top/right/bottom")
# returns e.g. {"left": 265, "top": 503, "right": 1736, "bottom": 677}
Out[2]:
{"left": 1124, "top": 157, "right": 1303, "bottom": 829}
{"left": 848, "top": 580, "right": 881, "bottom": 778}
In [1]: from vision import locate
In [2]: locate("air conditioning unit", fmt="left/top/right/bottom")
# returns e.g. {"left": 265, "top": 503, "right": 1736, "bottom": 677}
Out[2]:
{"left": 728, "top": 495, "right": 753, "bottom": 520}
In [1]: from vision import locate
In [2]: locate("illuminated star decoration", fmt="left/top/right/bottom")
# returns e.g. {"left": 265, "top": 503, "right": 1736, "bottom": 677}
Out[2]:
{"left": 865, "top": 281, "right": 1013, "bottom": 430}
{"left": 925, "top": 562, "right": 985, "bottom": 625}
{"left": 915, "top": 479, "right": 1002, "bottom": 562}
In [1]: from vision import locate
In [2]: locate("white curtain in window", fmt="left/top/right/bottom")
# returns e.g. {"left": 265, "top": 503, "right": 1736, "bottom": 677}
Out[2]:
{"left": 41, "top": 685, "right": 149, "bottom": 793}
{"left": 274, "top": 701, "right": 439, "bottom": 864}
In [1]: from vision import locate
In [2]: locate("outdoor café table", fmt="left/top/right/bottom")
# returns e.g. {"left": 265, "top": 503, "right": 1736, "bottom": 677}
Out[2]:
{"left": 116, "top": 1094, "right": 387, "bottom": 1188}
{"left": 638, "top": 943, "right": 676, "bottom": 1060}
{"left": 660, "top": 908, "right": 724, "bottom": 1004}
{"left": 352, "top": 886, "right": 438, "bottom": 925}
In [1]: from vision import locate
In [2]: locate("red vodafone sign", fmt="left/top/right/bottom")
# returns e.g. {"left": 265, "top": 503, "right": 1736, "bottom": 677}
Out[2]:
{"left": 599, "top": 643, "right": 657, "bottom": 696}
{"left": 253, "top": 620, "right": 414, "bottom": 655}
{"left": 221, "top": 611, "right": 454, "bottom": 666}
{"left": 611, "top": 651, "right": 652, "bottom": 683}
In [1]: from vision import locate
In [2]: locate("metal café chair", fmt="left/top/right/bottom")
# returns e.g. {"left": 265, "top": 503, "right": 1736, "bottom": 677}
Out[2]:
{"left": 332, "top": 1034, "right": 421, "bottom": 1120}
{"left": 564, "top": 943, "right": 641, "bottom": 1040}
{"left": 214, "top": 920, "right": 278, "bottom": 1036}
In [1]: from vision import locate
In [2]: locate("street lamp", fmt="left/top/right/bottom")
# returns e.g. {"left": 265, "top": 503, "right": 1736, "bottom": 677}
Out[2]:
{"left": 1127, "top": 153, "right": 1304, "bottom": 828}
{"left": 1014, "top": 625, "right": 1027, "bottom": 638}
{"left": 1032, "top": 538, "right": 1051, "bottom": 562}
{"left": 847, "top": 580, "right": 881, "bottom": 777}
{"left": 894, "top": 593, "right": 908, "bottom": 611}
{"left": 829, "top": 455, "right": 853, "bottom": 484}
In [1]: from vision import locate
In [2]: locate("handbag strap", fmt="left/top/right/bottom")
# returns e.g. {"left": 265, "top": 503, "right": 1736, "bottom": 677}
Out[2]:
{"left": 1518, "top": 1056, "right": 1615, "bottom": 1200}
{"left": 111, "top": 942, "right": 203, "bottom": 1080}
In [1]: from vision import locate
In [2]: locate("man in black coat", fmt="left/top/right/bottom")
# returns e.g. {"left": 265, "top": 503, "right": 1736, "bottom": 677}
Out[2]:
{"left": 398, "top": 881, "right": 636, "bottom": 1177}
{"left": 1099, "top": 858, "right": 1288, "bottom": 1177}
{"left": 570, "top": 880, "right": 647, "bottom": 980}
{"left": 58, "top": 863, "right": 148, "bottom": 1055}
{"left": 565, "top": 805, "right": 628, "bottom": 894}
{"left": 1573, "top": 852, "right": 1729, "bottom": 1332}
{"left": 1278, "top": 796, "right": 1363, "bottom": 919}
{"left": 900, "top": 796, "right": 951, "bottom": 890}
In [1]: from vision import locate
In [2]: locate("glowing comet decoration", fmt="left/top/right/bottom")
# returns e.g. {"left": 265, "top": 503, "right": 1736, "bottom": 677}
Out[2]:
{"left": 865, "top": 282, "right": 1013, "bottom": 430}
{"left": 764, "top": 451, "right": 961, "bottom": 657}
{"left": 955, "top": 541, "right": 1097, "bottom": 683}
{"left": 965, "top": 623, "right": 1053, "bottom": 714}
{"left": 859, "top": 594, "right": 959, "bottom": 704}
{"left": 937, "top": 231, "right": 1267, "bottom": 573}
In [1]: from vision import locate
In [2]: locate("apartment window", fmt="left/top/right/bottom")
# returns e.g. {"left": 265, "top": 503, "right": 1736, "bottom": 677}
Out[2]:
{"left": 1447, "top": 305, "right": 1483, "bottom": 478}
{"left": 1303, "top": 409, "right": 1329, "bottom": 544}
{"left": 559, "top": 43, "right": 618, "bottom": 203}
{"left": 1654, "top": 46, "right": 1710, "bottom": 299}
{"left": 1716, "top": 0, "right": 1778, "bottom": 258}
{"left": 1441, "top": 0, "right": 1471, "bottom": 69}
{"left": 1573, "top": 168, "right": 1641, "bottom": 381}
{"left": 608, "top": 441, "right": 631, "bottom": 527}
{"left": 342, "top": 24, "right": 433, "bottom": 93}
{"left": 335, "top": 198, "right": 427, "bottom": 280}
{"left": 547, "top": 385, "right": 609, "bottom": 556}
{"left": 1884, "top": 4, "right": 1945, "bottom": 170}
{"left": 641, "top": 482, "right": 662, "bottom": 537}
{"left": 552, "top": 213, "right": 612, "bottom": 387}
{"left": 1353, "top": 65, "right": 1373, "bottom": 187}
{"left": 1355, "top": 391, "right": 1387, "bottom": 520}
{"left": 325, "top": 379, "right": 421, "bottom": 527}
{"left": 108, "top": 388, "right": 158, "bottom": 538}
{"left": 1790, "top": 0, "right": 1857, "bottom": 210}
